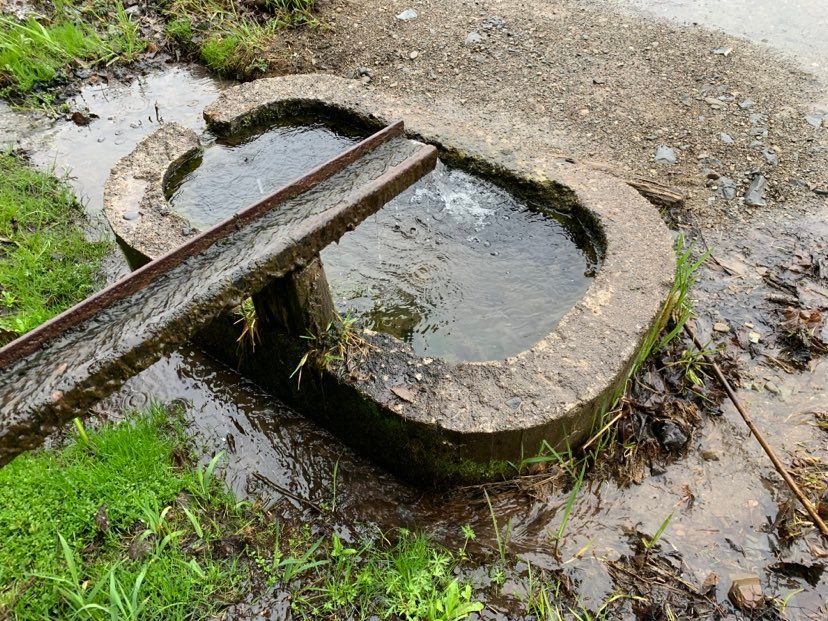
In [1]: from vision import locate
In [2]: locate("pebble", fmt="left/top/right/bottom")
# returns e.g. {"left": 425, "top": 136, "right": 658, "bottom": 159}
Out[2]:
{"left": 805, "top": 115, "right": 823, "bottom": 129}
{"left": 465, "top": 31, "right": 483, "bottom": 45}
{"left": 654, "top": 145, "right": 677, "bottom": 164}
{"left": 748, "top": 331, "right": 761, "bottom": 344}
{"left": 762, "top": 148, "right": 779, "bottom": 166}
{"left": 728, "top": 575, "right": 764, "bottom": 612}
{"left": 720, "top": 132, "right": 734, "bottom": 144}
{"left": 705, "top": 97, "right": 726, "bottom": 109}
{"left": 765, "top": 380, "right": 781, "bottom": 395}
{"left": 739, "top": 99, "right": 755, "bottom": 109}
{"left": 409, "top": 51, "right": 419, "bottom": 60}
{"left": 712, "top": 46, "right": 733, "bottom": 56}
{"left": 701, "top": 450, "right": 720, "bottom": 461}
{"left": 396, "top": 8, "right": 418, "bottom": 21}
{"left": 716, "top": 176, "right": 737, "bottom": 200}
{"left": 744, "top": 175, "right": 767, "bottom": 206}
{"left": 713, "top": 322, "right": 730, "bottom": 333}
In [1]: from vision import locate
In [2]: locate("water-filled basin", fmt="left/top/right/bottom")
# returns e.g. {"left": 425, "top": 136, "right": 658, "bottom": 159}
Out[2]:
{"left": 167, "top": 121, "right": 597, "bottom": 361}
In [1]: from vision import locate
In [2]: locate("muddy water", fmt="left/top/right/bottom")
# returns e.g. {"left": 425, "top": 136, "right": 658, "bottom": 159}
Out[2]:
{"left": 169, "top": 126, "right": 595, "bottom": 361}
{"left": 100, "top": 340, "right": 828, "bottom": 616}
{"left": 23, "top": 65, "right": 225, "bottom": 220}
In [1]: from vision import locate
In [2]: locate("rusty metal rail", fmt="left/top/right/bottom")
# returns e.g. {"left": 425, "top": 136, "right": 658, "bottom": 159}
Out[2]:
{"left": 0, "top": 120, "right": 437, "bottom": 464}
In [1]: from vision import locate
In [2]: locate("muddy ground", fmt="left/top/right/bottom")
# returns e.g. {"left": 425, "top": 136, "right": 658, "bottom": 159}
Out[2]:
{"left": 3, "top": 0, "right": 828, "bottom": 618}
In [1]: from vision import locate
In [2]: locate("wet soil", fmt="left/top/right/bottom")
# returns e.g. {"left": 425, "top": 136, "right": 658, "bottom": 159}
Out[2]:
{"left": 2, "top": 0, "right": 828, "bottom": 618}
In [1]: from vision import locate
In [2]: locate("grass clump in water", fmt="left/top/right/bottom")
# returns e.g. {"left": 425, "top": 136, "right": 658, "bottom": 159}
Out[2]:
{"left": 0, "top": 154, "right": 108, "bottom": 343}
{"left": 0, "top": 2, "right": 146, "bottom": 100}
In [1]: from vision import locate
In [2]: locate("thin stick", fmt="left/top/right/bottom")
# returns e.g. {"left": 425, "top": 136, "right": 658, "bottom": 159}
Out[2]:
{"left": 684, "top": 323, "right": 828, "bottom": 537}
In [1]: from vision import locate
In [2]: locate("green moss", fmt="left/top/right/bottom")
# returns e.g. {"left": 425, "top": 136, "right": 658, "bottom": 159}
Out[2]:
{"left": 0, "top": 154, "right": 109, "bottom": 342}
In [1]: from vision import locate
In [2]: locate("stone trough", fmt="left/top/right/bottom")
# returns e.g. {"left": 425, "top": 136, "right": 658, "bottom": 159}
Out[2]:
{"left": 102, "top": 74, "right": 675, "bottom": 482}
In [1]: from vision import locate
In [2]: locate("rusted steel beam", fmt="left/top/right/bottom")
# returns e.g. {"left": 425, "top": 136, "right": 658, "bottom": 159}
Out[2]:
{"left": 0, "top": 121, "right": 405, "bottom": 370}
{"left": 0, "top": 124, "right": 437, "bottom": 466}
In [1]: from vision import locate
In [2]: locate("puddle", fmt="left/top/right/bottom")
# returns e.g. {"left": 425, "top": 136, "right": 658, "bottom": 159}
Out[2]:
{"left": 619, "top": 0, "right": 828, "bottom": 86}
{"left": 22, "top": 65, "right": 226, "bottom": 220}
{"left": 169, "top": 125, "right": 596, "bottom": 361}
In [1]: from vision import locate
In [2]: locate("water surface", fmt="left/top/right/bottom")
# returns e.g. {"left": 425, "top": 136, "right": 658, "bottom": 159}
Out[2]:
{"left": 168, "top": 125, "right": 596, "bottom": 361}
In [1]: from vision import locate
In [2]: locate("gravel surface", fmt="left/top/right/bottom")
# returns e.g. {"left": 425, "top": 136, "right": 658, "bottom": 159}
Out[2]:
{"left": 273, "top": 0, "right": 828, "bottom": 227}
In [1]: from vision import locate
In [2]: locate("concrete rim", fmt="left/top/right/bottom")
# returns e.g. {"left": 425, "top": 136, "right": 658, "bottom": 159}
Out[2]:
{"left": 104, "top": 74, "right": 675, "bottom": 461}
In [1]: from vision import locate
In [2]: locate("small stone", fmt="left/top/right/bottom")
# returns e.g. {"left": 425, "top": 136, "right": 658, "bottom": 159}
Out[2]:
{"left": 765, "top": 380, "right": 780, "bottom": 395}
{"left": 408, "top": 50, "right": 419, "bottom": 60}
{"left": 396, "top": 8, "right": 418, "bottom": 21}
{"left": 713, "top": 322, "right": 730, "bottom": 333}
{"left": 592, "top": 77, "right": 606, "bottom": 85}
{"left": 748, "top": 331, "right": 761, "bottom": 344}
{"left": 712, "top": 46, "right": 733, "bottom": 56}
{"left": 357, "top": 67, "right": 371, "bottom": 77}
{"left": 705, "top": 97, "right": 726, "bottom": 109}
{"left": 739, "top": 99, "right": 755, "bottom": 109}
{"left": 720, "top": 133, "right": 734, "bottom": 144}
{"left": 465, "top": 31, "right": 483, "bottom": 45}
{"left": 654, "top": 145, "right": 677, "bottom": 164}
{"left": 728, "top": 575, "right": 764, "bottom": 612}
{"left": 122, "top": 209, "right": 139, "bottom": 221}
{"left": 805, "top": 115, "right": 823, "bottom": 129}
{"left": 505, "top": 397, "right": 522, "bottom": 410}
{"left": 391, "top": 386, "right": 416, "bottom": 403}
{"left": 745, "top": 175, "right": 767, "bottom": 206}
{"left": 716, "top": 176, "right": 737, "bottom": 200}
{"left": 762, "top": 149, "right": 779, "bottom": 166}
{"left": 701, "top": 450, "right": 720, "bottom": 461}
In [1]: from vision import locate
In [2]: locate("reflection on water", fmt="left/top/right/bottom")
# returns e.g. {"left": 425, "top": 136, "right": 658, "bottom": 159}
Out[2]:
{"left": 168, "top": 125, "right": 596, "bottom": 361}
{"left": 168, "top": 122, "right": 364, "bottom": 229}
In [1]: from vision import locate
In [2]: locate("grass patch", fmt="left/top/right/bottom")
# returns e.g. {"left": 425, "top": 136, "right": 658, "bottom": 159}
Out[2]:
{"left": 0, "top": 404, "right": 248, "bottom": 619}
{"left": 279, "top": 528, "right": 484, "bottom": 620}
{"left": 163, "top": 0, "right": 317, "bottom": 79}
{"left": 0, "top": 2, "right": 146, "bottom": 100}
{"left": 0, "top": 404, "right": 486, "bottom": 620}
{"left": 0, "top": 154, "right": 108, "bottom": 342}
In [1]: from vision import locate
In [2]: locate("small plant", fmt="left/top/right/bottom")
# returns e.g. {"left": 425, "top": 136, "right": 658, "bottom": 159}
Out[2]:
{"left": 320, "top": 457, "right": 340, "bottom": 513}
{"left": 484, "top": 490, "right": 510, "bottom": 586}
{"left": 553, "top": 462, "right": 587, "bottom": 547}
{"left": 235, "top": 297, "right": 259, "bottom": 351}
{"left": 458, "top": 524, "right": 476, "bottom": 560}
{"left": 194, "top": 451, "right": 225, "bottom": 498}
{"left": 642, "top": 512, "right": 674, "bottom": 551}
{"left": 291, "top": 312, "right": 364, "bottom": 387}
